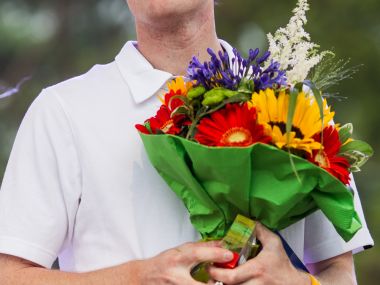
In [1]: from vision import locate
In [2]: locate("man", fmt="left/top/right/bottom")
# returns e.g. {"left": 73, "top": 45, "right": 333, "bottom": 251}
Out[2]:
{"left": 0, "top": 1, "right": 373, "bottom": 284}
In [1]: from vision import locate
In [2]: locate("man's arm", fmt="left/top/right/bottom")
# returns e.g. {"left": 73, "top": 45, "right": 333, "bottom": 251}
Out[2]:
{"left": 308, "top": 252, "right": 357, "bottom": 285}
{"left": 0, "top": 241, "right": 234, "bottom": 285}
{"left": 0, "top": 253, "right": 141, "bottom": 285}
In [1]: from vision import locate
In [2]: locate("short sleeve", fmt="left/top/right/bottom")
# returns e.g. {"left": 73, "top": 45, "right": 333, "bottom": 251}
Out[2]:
{"left": 303, "top": 175, "right": 374, "bottom": 264}
{"left": 0, "top": 88, "right": 82, "bottom": 268}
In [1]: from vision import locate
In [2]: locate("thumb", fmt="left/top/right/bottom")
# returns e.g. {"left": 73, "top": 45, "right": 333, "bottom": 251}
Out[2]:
{"left": 255, "top": 222, "right": 280, "bottom": 248}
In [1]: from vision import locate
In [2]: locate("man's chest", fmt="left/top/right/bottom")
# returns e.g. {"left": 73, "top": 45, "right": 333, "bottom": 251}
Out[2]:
{"left": 60, "top": 95, "right": 199, "bottom": 271}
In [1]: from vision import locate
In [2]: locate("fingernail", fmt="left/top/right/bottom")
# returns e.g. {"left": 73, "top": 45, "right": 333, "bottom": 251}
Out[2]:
{"left": 223, "top": 251, "right": 234, "bottom": 261}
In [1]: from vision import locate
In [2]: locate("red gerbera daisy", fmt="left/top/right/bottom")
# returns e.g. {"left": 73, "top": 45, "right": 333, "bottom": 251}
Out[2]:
{"left": 308, "top": 126, "right": 351, "bottom": 185}
{"left": 135, "top": 123, "right": 151, "bottom": 134}
{"left": 136, "top": 105, "right": 182, "bottom": 135}
{"left": 163, "top": 89, "right": 184, "bottom": 110}
{"left": 163, "top": 89, "right": 191, "bottom": 127}
{"left": 195, "top": 103, "right": 272, "bottom": 147}
{"left": 151, "top": 105, "right": 183, "bottom": 134}
{"left": 135, "top": 87, "right": 189, "bottom": 135}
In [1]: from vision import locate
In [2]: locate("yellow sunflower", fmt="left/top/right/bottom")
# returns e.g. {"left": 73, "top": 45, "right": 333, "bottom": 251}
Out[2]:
{"left": 249, "top": 88, "right": 335, "bottom": 154}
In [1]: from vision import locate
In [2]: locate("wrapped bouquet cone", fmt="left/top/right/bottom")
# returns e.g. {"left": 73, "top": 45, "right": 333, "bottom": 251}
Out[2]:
{"left": 139, "top": 133, "right": 361, "bottom": 242}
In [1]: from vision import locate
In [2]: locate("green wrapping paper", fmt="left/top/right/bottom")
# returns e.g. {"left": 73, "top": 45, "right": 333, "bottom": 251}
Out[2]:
{"left": 139, "top": 133, "right": 362, "bottom": 242}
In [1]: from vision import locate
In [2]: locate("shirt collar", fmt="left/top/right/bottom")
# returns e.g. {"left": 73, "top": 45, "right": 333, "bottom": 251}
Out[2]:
{"left": 115, "top": 40, "right": 235, "bottom": 104}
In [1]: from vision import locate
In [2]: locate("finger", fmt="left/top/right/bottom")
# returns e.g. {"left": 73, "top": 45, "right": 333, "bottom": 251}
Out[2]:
{"left": 255, "top": 222, "right": 281, "bottom": 248}
{"left": 192, "top": 279, "right": 216, "bottom": 285}
{"left": 180, "top": 240, "right": 223, "bottom": 251}
{"left": 186, "top": 277, "right": 216, "bottom": 285}
{"left": 193, "top": 240, "right": 223, "bottom": 248}
{"left": 208, "top": 260, "right": 260, "bottom": 284}
{"left": 182, "top": 246, "right": 235, "bottom": 267}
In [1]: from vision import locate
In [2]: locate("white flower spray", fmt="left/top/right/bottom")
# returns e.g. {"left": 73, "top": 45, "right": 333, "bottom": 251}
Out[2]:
{"left": 267, "top": 0, "right": 329, "bottom": 84}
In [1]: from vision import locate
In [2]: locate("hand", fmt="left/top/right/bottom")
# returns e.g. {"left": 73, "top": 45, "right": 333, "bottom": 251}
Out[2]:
{"left": 136, "top": 241, "right": 235, "bottom": 285}
{"left": 208, "top": 223, "right": 311, "bottom": 285}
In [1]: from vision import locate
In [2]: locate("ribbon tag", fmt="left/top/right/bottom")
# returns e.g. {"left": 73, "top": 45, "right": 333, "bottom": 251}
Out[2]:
{"left": 191, "top": 214, "right": 259, "bottom": 283}
{"left": 216, "top": 215, "right": 258, "bottom": 268}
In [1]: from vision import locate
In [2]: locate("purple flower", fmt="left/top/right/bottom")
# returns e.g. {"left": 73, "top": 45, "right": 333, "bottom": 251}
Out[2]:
{"left": 187, "top": 48, "right": 287, "bottom": 92}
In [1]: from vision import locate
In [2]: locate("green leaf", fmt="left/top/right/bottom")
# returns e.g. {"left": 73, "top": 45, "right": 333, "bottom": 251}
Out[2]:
{"left": 338, "top": 123, "right": 353, "bottom": 144}
{"left": 202, "top": 93, "right": 250, "bottom": 117}
{"left": 339, "top": 140, "right": 374, "bottom": 156}
{"left": 342, "top": 151, "right": 369, "bottom": 172}
{"left": 169, "top": 94, "right": 190, "bottom": 107}
{"left": 340, "top": 140, "right": 374, "bottom": 170}
{"left": 288, "top": 149, "right": 302, "bottom": 184}
{"left": 143, "top": 121, "right": 153, "bottom": 134}
{"left": 171, "top": 105, "right": 190, "bottom": 117}
{"left": 303, "top": 80, "right": 325, "bottom": 134}
{"left": 349, "top": 165, "right": 361, "bottom": 172}
{"left": 309, "top": 53, "right": 360, "bottom": 92}
{"left": 286, "top": 82, "right": 325, "bottom": 182}
{"left": 202, "top": 93, "right": 225, "bottom": 106}
{"left": 188, "top": 86, "right": 206, "bottom": 100}
{"left": 238, "top": 78, "right": 255, "bottom": 94}
{"left": 223, "top": 93, "right": 250, "bottom": 104}
{"left": 286, "top": 86, "right": 300, "bottom": 142}
{"left": 202, "top": 88, "right": 240, "bottom": 106}
{"left": 286, "top": 85, "right": 302, "bottom": 182}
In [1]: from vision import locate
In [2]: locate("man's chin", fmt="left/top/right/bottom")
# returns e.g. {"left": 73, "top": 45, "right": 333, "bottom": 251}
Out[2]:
{"left": 132, "top": 0, "right": 212, "bottom": 25}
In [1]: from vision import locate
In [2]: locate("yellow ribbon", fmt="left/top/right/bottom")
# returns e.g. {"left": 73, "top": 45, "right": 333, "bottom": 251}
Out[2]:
{"left": 309, "top": 274, "right": 321, "bottom": 285}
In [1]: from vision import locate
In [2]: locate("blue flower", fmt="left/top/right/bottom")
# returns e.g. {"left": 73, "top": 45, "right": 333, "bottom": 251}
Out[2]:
{"left": 187, "top": 48, "right": 287, "bottom": 92}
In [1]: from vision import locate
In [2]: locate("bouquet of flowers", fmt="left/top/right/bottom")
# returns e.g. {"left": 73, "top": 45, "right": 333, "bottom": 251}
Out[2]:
{"left": 136, "top": 0, "right": 373, "bottom": 244}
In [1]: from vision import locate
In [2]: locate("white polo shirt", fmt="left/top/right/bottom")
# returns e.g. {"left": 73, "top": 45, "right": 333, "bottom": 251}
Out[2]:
{"left": 0, "top": 40, "right": 373, "bottom": 272}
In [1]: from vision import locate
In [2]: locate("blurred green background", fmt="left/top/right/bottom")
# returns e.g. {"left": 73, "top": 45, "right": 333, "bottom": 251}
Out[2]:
{"left": 0, "top": 0, "right": 378, "bottom": 283}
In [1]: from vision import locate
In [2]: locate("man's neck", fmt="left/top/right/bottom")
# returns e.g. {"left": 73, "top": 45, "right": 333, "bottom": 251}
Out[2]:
{"left": 135, "top": 3, "right": 221, "bottom": 76}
